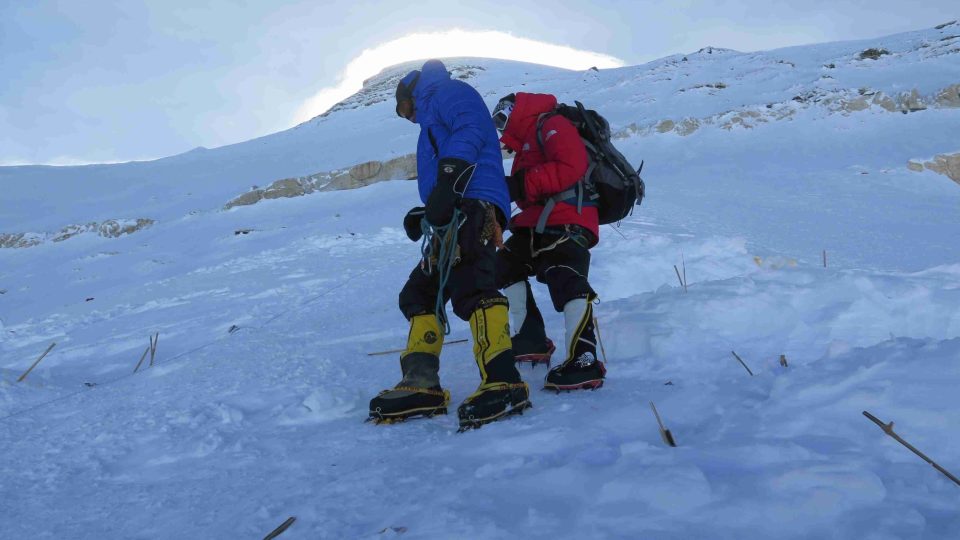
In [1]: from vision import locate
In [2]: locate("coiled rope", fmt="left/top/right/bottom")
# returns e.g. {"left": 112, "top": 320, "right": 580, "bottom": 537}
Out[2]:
{"left": 418, "top": 208, "right": 463, "bottom": 336}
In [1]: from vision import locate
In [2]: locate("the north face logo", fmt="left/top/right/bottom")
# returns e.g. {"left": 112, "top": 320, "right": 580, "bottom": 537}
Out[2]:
{"left": 424, "top": 331, "right": 438, "bottom": 344}
{"left": 574, "top": 352, "right": 596, "bottom": 368}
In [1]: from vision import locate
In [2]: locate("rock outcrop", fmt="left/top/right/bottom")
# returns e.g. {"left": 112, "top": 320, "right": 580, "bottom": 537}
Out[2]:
{"left": 624, "top": 83, "right": 960, "bottom": 140}
{"left": 908, "top": 152, "right": 960, "bottom": 185}
{"left": 924, "top": 153, "right": 960, "bottom": 185}
{"left": 224, "top": 153, "right": 419, "bottom": 210}
{"left": 655, "top": 120, "right": 675, "bottom": 133}
{"left": 0, "top": 233, "right": 44, "bottom": 249}
{"left": 0, "top": 218, "right": 155, "bottom": 249}
{"left": 675, "top": 118, "right": 701, "bottom": 136}
{"left": 897, "top": 89, "right": 927, "bottom": 112}
{"left": 935, "top": 84, "right": 960, "bottom": 108}
{"left": 97, "top": 219, "right": 155, "bottom": 239}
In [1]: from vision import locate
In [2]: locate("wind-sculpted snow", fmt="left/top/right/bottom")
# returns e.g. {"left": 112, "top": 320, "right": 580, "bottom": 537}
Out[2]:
{"left": 2, "top": 22, "right": 960, "bottom": 539}
{"left": 2, "top": 175, "right": 960, "bottom": 537}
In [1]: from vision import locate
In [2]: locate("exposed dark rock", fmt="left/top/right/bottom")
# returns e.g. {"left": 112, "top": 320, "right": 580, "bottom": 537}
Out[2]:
{"left": 858, "top": 48, "right": 890, "bottom": 60}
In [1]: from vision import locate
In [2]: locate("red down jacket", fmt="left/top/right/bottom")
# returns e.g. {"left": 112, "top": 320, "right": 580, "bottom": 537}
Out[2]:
{"left": 499, "top": 92, "right": 599, "bottom": 242}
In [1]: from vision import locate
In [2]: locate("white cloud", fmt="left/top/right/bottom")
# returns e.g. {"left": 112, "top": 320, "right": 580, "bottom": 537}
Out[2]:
{"left": 293, "top": 29, "right": 624, "bottom": 124}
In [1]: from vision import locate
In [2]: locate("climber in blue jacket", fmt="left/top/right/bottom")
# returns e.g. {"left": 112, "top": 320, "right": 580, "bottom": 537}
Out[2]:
{"left": 369, "top": 59, "right": 531, "bottom": 431}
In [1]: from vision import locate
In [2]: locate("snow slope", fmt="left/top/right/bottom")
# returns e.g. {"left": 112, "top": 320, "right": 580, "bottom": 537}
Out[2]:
{"left": 2, "top": 22, "right": 960, "bottom": 539}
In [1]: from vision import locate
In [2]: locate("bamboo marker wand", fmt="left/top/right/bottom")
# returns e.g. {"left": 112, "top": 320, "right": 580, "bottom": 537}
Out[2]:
{"left": 650, "top": 402, "right": 677, "bottom": 447}
{"left": 18, "top": 342, "right": 57, "bottom": 383}
{"left": 673, "top": 265, "right": 686, "bottom": 292}
{"left": 368, "top": 338, "right": 468, "bottom": 356}
{"left": 149, "top": 332, "right": 159, "bottom": 367}
{"left": 863, "top": 411, "right": 960, "bottom": 487}
{"left": 730, "top": 350, "right": 755, "bottom": 376}
{"left": 133, "top": 346, "right": 150, "bottom": 373}
{"left": 263, "top": 516, "right": 296, "bottom": 540}
{"left": 593, "top": 316, "right": 608, "bottom": 363}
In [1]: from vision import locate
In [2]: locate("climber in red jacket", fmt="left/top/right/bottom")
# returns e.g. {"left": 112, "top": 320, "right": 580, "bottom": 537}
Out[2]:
{"left": 493, "top": 92, "right": 606, "bottom": 391}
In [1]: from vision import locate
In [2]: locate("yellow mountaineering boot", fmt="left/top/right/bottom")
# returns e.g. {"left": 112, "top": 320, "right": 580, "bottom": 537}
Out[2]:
{"left": 457, "top": 298, "right": 531, "bottom": 431}
{"left": 369, "top": 314, "right": 451, "bottom": 424}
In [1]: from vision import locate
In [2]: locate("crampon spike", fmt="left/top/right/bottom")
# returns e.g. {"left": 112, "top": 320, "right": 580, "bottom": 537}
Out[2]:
{"left": 456, "top": 400, "right": 531, "bottom": 433}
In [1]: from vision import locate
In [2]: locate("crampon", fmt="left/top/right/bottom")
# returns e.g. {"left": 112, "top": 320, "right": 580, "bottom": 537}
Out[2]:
{"left": 366, "top": 387, "right": 450, "bottom": 425}
{"left": 515, "top": 338, "right": 555, "bottom": 369}
{"left": 543, "top": 379, "right": 604, "bottom": 393}
{"left": 456, "top": 382, "right": 532, "bottom": 432}
{"left": 457, "top": 400, "right": 531, "bottom": 432}
{"left": 543, "top": 358, "right": 606, "bottom": 393}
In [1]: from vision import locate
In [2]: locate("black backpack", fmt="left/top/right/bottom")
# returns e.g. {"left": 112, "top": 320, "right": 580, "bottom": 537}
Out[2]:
{"left": 534, "top": 101, "right": 645, "bottom": 233}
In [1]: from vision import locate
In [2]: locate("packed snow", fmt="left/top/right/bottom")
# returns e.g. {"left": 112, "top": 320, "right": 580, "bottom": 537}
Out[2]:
{"left": 1, "top": 22, "right": 959, "bottom": 539}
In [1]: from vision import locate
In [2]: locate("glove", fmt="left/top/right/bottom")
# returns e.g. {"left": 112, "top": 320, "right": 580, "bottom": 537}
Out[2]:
{"left": 425, "top": 157, "right": 473, "bottom": 226}
{"left": 457, "top": 200, "right": 505, "bottom": 262}
{"left": 403, "top": 206, "right": 425, "bottom": 241}
{"left": 506, "top": 170, "right": 525, "bottom": 202}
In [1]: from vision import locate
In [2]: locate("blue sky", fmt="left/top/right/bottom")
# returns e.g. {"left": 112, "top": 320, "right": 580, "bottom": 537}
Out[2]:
{"left": 0, "top": 0, "right": 955, "bottom": 165}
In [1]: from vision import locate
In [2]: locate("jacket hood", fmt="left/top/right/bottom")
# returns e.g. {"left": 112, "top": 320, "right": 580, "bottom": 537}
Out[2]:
{"left": 500, "top": 92, "right": 558, "bottom": 152}
{"left": 408, "top": 60, "right": 450, "bottom": 120}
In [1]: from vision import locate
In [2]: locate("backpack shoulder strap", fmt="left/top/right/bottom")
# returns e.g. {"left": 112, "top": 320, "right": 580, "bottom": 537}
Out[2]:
{"left": 535, "top": 186, "right": 582, "bottom": 233}
{"left": 534, "top": 111, "right": 558, "bottom": 155}
{"left": 531, "top": 108, "right": 596, "bottom": 234}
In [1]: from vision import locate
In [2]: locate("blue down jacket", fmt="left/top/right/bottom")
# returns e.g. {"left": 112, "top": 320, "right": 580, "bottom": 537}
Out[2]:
{"left": 404, "top": 60, "right": 509, "bottom": 220}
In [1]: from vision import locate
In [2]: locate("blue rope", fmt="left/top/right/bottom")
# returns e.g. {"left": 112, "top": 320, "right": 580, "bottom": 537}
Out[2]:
{"left": 419, "top": 208, "right": 463, "bottom": 335}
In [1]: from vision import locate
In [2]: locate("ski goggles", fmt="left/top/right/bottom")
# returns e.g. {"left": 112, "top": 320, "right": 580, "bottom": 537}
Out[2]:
{"left": 395, "top": 71, "right": 421, "bottom": 119}
{"left": 491, "top": 99, "right": 514, "bottom": 131}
